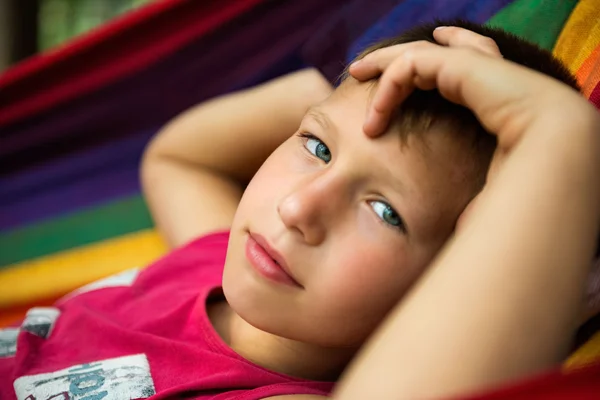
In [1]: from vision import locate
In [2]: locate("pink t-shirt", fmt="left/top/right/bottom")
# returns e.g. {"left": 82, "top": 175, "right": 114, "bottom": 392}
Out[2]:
{"left": 0, "top": 231, "right": 334, "bottom": 400}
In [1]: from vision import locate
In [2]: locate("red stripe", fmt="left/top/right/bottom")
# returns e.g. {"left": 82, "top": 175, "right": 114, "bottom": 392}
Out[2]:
{"left": 589, "top": 81, "right": 600, "bottom": 110}
{"left": 0, "top": 0, "right": 186, "bottom": 84}
{"left": 465, "top": 362, "right": 600, "bottom": 399}
{"left": 0, "top": 0, "right": 266, "bottom": 126}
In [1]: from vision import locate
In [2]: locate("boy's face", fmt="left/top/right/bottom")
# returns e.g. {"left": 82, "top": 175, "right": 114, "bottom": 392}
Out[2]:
{"left": 223, "top": 79, "right": 479, "bottom": 347}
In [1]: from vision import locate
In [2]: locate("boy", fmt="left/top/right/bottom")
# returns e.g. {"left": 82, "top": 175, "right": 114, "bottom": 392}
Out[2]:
{"left": 0, "top": 21, "right": 590, "bottom": 400}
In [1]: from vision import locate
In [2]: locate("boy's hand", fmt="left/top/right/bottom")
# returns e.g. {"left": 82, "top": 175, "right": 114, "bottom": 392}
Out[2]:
{"left": 348, "top": 33, "right": 596, "bottom": 153}
{"left": 432, "top": 26, "right": 502, "bottom": 57}
{"left": 349, "top": 26, "right": 502, "bottom": 137}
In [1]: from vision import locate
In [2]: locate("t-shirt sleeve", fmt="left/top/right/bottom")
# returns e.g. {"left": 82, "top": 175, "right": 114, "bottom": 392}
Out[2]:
{"left": 135, "top": 230, "right": 230, "bottom": 290}
{"left": 54, "top": 230, "right": 230, "bottom": 310}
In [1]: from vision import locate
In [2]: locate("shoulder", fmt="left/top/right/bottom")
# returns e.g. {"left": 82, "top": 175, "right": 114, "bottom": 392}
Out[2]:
{"left": 138, "top": 230, "right": 229, "bottom": 284}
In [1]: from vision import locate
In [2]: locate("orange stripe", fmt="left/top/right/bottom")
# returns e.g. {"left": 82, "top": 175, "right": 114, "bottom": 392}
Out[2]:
{"left": 576, "top": 44, "right": 600, "bottom": 83}
{"left": 0, "top": 297, "right": 59, "bottom": 328}
{"left": 584, "top": 68, "right": 600, "bottom": 99}
{"left": 577, "top": 45, "right": 600, "bottom": 98}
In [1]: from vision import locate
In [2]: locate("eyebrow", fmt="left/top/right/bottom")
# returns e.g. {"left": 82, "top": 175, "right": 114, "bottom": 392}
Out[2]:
{"left": 309, "top": 106, "right": 409, "bottom": 198}
{"left": 306, "top": 107, "right": 334, "bottom": 133}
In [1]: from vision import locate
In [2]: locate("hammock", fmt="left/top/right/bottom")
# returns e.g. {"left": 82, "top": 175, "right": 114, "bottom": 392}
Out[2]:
{"left": 1, "top": 0, "right": 599, "bottom": 372}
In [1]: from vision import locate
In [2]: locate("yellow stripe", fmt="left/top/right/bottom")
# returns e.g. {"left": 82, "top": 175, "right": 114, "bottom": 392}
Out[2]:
{"left": 0, "top": 229, "right": 167, "bottom": 309}
{"left": 553, "top": 0, "right": 600, "bottom": 74}
{"left": 565, "top": 331, "right": 600, "bottom": 370}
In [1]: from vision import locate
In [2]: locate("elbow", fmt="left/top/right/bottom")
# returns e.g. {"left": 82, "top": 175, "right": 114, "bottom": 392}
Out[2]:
{"left": 140, "top": 148, "right": 158, "bottom": 200}
{"left": 140, "top": 131, "right": 169, "bottom": 196}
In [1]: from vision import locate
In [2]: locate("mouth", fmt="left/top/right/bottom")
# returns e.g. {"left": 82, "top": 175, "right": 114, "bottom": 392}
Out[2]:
{"left": 245, "top": 232, "right": 303, "bottom": 289}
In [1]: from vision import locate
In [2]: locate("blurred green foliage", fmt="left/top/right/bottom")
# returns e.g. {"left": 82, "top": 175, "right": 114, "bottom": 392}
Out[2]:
{"left": 39, "top": 0, "right": 152, "bottom": 50}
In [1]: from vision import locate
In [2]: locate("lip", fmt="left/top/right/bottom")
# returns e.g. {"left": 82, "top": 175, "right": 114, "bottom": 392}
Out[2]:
{"left": 245, "top": 232, "right": 303, "bottom": 289}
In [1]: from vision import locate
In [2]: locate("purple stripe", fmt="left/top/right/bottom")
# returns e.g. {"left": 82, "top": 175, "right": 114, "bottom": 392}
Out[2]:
{"left": 348, "top": 0, "right": 514, "bottom": 62}
{"left": 0, "top": 131, "right": 150, "bottom": 229}
{"left": 0, "top": 131, "right": 154, "bottom": 202}
{"left": 301, "top": 0, "right": 403, "bottom": 84}
{"left": 0, "top": 53, "right": 309, "bottom": 230}
{"left": 302, "top": 0, "right": 514, "bottom": 83}
{"left": 0, "top": 166, "right": 141, "bottom": 229}
{"left": 0, "top": 131, "right": 153, "bottom": 230}
{"left": 1, "top": 0, "right": 349, "bottom": 175}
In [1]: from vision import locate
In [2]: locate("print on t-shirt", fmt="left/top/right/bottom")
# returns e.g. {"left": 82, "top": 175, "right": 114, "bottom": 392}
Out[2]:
{"left": 13, "top": 354, "right": 156, "bottom": 400}
{"left": 21, "top": 307, "right": 60, "bottom": 339}
{"left": 0, "top": 328, "right": 19, "bottom": 358}
{"left": 60, "top": 268, "right": 141, "bottom": 303}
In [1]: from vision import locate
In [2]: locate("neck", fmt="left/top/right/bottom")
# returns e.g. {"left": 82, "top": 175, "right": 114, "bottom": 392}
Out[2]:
{"left": 208, "top": 298, "right": 356, "bottom": 381}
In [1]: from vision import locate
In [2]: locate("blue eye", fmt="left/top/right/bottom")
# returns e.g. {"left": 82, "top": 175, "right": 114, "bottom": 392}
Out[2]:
{"left": 302, "top": 134, "right": 332, "bottom": 163}
{"left": 370, "top": 201, "right": 405, "bottom": 231}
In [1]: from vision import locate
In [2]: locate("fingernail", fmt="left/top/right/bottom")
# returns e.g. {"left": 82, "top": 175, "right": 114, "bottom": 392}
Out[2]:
{"left": 350, "top": 59, "right": 362, "bottom": 68}
{"left": 435, "top": 26, "right": 447, "bottom": 31}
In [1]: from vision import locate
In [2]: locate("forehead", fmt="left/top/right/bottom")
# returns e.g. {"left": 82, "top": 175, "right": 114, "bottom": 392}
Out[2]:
{"left": 320, "top": 79, "right": 374, "bottom": 127}
{"left": 314, "top": 79, "right": 478, "bottom": 238}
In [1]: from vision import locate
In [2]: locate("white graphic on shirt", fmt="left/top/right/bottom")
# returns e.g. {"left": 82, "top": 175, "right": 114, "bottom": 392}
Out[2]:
{"left": 0, "top": 328, "right": 19, "bottom": 357}
{"left": 13, "top": 354, "right": 156, "bottom": 400}
{"left": 21, "top": 307, "right": 60, "bottom": 339}
{"left": 60, "top": 268, "right": 141, "bottom": 303}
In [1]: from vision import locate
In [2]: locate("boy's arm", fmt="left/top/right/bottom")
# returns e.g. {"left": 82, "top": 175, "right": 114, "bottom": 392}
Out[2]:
{"left": 141, "top": 68, "right": 332, "bottom": 248}
{"left": 337, "top": 45, "right": 600, "bottom": 398}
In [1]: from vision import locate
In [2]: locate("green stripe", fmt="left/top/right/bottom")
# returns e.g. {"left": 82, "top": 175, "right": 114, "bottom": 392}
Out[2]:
{"left": 486, "top": 0, "right": 577, "bottom": 51}
{"left": 0, "top": 195, "right": 154, "bottom": 267}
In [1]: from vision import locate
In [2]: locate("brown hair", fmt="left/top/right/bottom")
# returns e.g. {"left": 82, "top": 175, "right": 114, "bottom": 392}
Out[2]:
{"left": 342, "top": 19, "right": 579, "bottom": 189}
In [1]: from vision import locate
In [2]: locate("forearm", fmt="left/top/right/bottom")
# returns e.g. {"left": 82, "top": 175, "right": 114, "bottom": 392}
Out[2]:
{"left": 335, "top": 106, "right": 600, "bottom": 398}
{"left": 141, "top": 68, "right": 332, "bottom": 247}
{"left": 144, "top": 68, "right": 332, "bottom": 183}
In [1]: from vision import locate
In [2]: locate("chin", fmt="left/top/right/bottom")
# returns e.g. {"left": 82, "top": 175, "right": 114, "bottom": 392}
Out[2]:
{"left": 223, "top": 280, "right": 286, "bottom": 337}
{"left": 223, "top": 277, "right": 366, "bottom": 348}
{"left": 222, "top": 266, "right": 304, "bottom": 343}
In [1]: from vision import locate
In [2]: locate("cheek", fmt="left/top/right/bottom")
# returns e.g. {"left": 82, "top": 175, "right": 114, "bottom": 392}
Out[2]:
{"left": 332, "top": 241, "right": 408, "bottom": 298}
{"left": 306, "top": 233, "right": 412, "bottom": 343}
{"left": 316, "top": 223, "right": 415, "bottom": 322}
{"left": 248, "top": 154, "right": 287, "bottom": 196}
{"left": 233, "top": 146, "right": 292, "bottom": 219}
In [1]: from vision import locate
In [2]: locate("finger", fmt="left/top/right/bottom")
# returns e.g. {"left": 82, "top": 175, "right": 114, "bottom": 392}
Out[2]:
{"left": 364, "top": 55, "right": 418, "bottom": 136}
{"left": 364, "top": 43, "right": 579, "bottom": 143}
{"left": 364, "top": 43, "right": 442, "bottom": 137}
{"left": 348, "top": 57, "right": 383, "bottom": 82}
{"left": 349, "top": 42, "right": 430, "bottom": 82}
{"left": 433, "top": 26, "right": 502, "bottom": 57}
{"left": 351, "top": 27, "right": 502, "bottom": 83}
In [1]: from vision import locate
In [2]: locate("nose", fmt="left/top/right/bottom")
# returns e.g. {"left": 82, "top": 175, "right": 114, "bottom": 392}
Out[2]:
{"left": 277, "top": 173, "right": 346, "bottom": 245}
